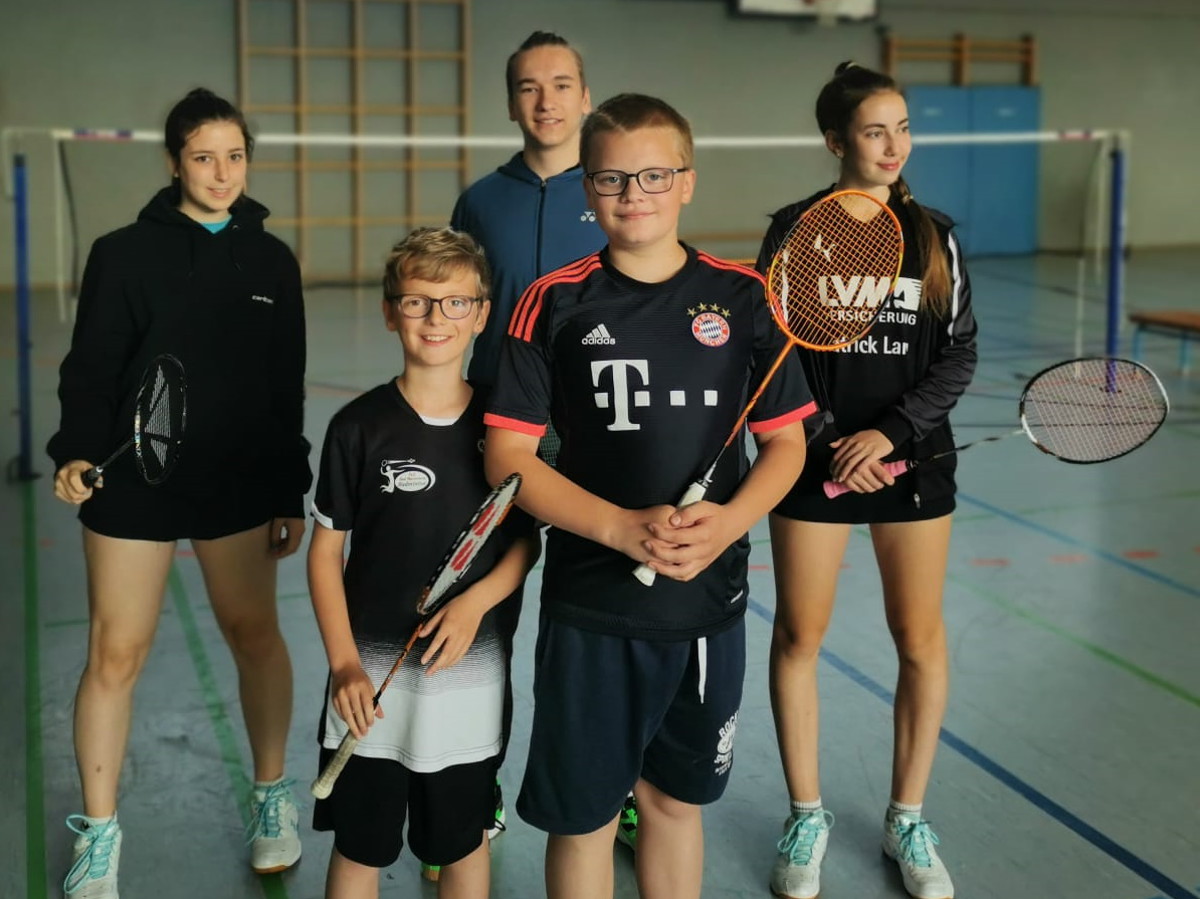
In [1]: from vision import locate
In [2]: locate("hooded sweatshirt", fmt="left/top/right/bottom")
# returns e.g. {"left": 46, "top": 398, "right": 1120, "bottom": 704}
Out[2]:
{"left": 47, "top": 186, "right": 311, "bottom": 517}
{"left": 451, "top": 152, "right": 604, "bottom": 386}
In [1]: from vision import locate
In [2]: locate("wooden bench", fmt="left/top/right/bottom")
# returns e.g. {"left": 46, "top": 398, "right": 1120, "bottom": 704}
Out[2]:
{"left": 1128, "top": 310, "right": 1200, "bottom": 373}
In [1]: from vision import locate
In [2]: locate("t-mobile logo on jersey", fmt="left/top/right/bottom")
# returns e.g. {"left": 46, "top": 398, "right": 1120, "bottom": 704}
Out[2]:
{"left": 591, "top": 360, "right": 720, "bottom": 431}
{"left": 591, "top": 360, "right": 649, "bottom": 431}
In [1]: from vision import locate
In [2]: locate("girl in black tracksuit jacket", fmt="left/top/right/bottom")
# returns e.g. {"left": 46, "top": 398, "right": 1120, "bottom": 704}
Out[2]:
{"left": 48, "top": 89, "right": 310, "bottom": 897}
{"left": 760, "top": 64, "right": 977, "bottom": 899}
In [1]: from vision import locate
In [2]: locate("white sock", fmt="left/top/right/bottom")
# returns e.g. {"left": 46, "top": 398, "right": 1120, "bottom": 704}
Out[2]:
{"left": 253, "top": 776, "right": 285, "bottom": 792}
{"left": 790, "top": 797, "right": 824, "bottom": 817}
{"left": 887, "top": 799, "right": 922, "bottom": 822}
{"left": 80, "top": 813, "right": 117, "bottom": 829}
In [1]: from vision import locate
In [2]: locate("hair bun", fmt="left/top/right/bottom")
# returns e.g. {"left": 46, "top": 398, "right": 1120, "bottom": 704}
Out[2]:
{"left": 834, "top": 61, "right": 860, "bottom": 76}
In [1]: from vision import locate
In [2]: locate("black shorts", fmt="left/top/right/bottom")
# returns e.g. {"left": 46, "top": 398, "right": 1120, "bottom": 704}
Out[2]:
{"left": 516, "top": 614, "right": 745, "bottom": 835}
{"left": 312, "top": 750, "right": 495, "bottom": 868}
{"left": 78, "top": 464, "right": 274, "bottom": 541}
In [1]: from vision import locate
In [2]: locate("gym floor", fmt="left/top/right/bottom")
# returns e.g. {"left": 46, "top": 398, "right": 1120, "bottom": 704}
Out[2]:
{"left": 3, "top": 248, "right": 1198, "bottom": 898}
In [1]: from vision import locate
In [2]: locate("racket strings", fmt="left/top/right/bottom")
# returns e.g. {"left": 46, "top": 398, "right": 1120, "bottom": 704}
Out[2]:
{"left": 1021, "top": 360, "right": 1168, "bottom": 462}
{"left": 134, "top": 358, "right": 186, "bottom": 482}
{"left": 768, "top": 193, "right": 903, "bottom": 350}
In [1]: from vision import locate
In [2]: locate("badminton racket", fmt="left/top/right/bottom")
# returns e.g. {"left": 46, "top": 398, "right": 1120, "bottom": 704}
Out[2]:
{"left": 634, "top": 189, "right": 904, "bottom": 584}
{"left": 311, "top": 472, "right": 522, "bottom": 799}
{"left": 83, "top": 354, "right": 187, "bottom": 487}
{"left": 822, "top": 357, "right": 1169, "bottom": 499}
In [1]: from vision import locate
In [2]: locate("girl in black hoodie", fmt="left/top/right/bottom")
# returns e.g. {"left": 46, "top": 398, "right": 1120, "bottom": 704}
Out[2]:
{"left": 49, "top": 89, "right": 311, "bottom": 897}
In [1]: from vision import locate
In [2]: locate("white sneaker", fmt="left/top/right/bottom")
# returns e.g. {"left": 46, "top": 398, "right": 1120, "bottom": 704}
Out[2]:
{"left": 64, "top": 814, "right": 122, "bottom": 898}
{"left": 248, "top": 779, "right": 302, "bottom": 874}
{"left": 769, "top": 810, "right": 833, "bottom": 899}
{"left": 882, "top": 814, "right": 954, "bottom": 899}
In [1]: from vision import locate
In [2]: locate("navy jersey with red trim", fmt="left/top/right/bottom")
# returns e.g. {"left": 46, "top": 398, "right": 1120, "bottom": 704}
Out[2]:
{"left": 486, "top": 244, "right": 816, "bottom": 640}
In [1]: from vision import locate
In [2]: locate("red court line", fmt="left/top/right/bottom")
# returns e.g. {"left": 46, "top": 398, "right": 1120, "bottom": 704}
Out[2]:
{"left": 1122, "top": 549, "right": 1160, "bottom": 560}
{"left": 971, "top": 558, "right": 1010, "bottom": 567}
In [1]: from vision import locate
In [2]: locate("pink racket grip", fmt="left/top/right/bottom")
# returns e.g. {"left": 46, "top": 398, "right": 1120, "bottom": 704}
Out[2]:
{"left": 311, "top": 730, "right": 361, "bottom": 799}
{"left": 822, "top": 460, "right": 910, "bottom": 499}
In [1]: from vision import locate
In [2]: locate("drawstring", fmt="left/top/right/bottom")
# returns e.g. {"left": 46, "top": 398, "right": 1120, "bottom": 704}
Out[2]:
{"left": 697, "top": 636, "right": 708, "bottom": 703}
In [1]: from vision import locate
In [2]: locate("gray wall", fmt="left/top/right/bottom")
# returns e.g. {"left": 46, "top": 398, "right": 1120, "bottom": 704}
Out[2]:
{"left": 3, "top": 0, "right": 1198, "bottom": 288}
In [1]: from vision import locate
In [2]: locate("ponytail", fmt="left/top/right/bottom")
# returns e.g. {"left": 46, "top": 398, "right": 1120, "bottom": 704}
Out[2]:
{"left": 890, "top": 176, "right": 952, "bottom": 317}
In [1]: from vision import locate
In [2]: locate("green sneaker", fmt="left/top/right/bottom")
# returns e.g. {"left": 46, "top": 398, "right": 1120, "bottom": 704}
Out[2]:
{"left": 615, "top": 792, "right": 638, "bottom": 851}
{"left": 488, "top": 778, "right": 507, "bottom": 839}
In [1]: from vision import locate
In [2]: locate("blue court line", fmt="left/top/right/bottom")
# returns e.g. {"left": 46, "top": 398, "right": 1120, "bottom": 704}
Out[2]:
{"left": 746, "top": 598, "right": 1200, "bottom": 899}
{"left": 957, "top": 493, "right": 1200, "bottom": 600}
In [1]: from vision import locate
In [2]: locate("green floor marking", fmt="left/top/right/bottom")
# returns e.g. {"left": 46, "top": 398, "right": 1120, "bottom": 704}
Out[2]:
{"left": 167, "top": 567, "right": 292, "bottom": 899}
{"left": 23, "top": 482, "right": 47, "bottom": 899}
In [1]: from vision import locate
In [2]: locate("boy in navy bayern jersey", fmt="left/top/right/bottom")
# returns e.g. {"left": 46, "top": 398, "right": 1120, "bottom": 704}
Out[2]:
{"left": 484, "top": 94, "right": 817, "bottom": 899}
{"left": 308, "top": 227, "right": 538, "bottom": 899}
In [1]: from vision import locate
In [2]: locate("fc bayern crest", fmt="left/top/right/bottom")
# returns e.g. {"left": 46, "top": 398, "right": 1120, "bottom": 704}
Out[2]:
{"left": 691, "top": 311, "right": 730, "bottom": 347}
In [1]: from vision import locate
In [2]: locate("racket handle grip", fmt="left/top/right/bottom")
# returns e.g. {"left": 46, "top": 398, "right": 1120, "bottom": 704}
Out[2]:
{"left": 822, "top": 460, "right": 910, "bottom": 499}
{"left": 82, "top": 466, "right": 102, "bottom": 487}
{"left": 310, "top": 730, "right": 361, "bottom": 799}
{"left": 632, "top": 481, "right": 710, "bottom": 586}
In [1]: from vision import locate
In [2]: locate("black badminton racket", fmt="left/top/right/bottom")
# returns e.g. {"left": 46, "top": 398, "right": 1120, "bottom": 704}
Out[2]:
{"left": 83, "top": 354, "right": 187, "bottom": 487}
{"left": 311, "top": 472, "right": 523, "bottom": 799}
{"left": 823, "top": 357, "right": 1169, "bottom": 499}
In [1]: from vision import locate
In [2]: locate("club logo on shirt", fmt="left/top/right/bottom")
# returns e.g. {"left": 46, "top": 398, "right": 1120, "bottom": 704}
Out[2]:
{"left": 580, "top": 209, "right": 596, "bottom": 223}
{"left": 891, "top": 276, "right": 922, "bottom": 312}
{"left": 714, "top": 711, "right": 738, "bottom": 776}
{"left": 250, "top": 294, "right": 275, "bottom": 305}
{"left": 582, "top": 324, "right": 616, "bottom": 345}
{"left": 688, "top": 304, "right": 731, "bottom": 347}
{"left": 380, "top": 459, "right": 436, "bottom": 493}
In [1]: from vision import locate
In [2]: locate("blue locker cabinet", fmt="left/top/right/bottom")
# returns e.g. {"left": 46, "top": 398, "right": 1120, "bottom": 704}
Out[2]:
{"left": 903, "top": 85, "right": 1041, "bottom": 256}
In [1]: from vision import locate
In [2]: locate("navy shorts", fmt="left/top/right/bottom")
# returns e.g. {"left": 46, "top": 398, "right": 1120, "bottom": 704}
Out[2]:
{"left": 312, "top": 750, "right": 495, "bottom": 868}
{"left": 516, "top": 614, "right": 745, "bottom": 835}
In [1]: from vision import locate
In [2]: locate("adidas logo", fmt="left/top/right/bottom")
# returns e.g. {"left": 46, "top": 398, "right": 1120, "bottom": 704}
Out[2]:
{"left": 581, "top": 324, "right": 616, "bottom": 345}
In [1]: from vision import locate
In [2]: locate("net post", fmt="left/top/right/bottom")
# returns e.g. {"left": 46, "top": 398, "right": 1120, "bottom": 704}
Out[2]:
{"left": 52, "top": 134, "right": 68, "bottom": 323}
{"left": 10, "top": 153, "right": 39, "bottom": 482}
{"left": 1105, "top": 133, "right": 1127, "bottom": 359}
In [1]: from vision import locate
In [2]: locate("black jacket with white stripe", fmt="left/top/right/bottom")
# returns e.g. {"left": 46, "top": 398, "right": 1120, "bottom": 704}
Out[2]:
{"left": 756, "top": 187, "right": 978, "bottom": 482}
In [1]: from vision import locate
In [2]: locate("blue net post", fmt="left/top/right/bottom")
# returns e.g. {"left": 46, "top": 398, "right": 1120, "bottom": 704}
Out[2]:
{"left": 1105, "top": 137, "right": 1126, "bottom": 359}
{"left": 11, "top": 152, "right": 39, "bottom": 481}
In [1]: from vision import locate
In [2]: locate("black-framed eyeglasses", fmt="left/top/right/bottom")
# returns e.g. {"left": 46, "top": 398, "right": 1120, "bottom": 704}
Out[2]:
{"left": 389, "top": 294, "right": 480, "bottom": 320}
{"left": 585, "top": 167, "right": 690, "bottom": 196}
